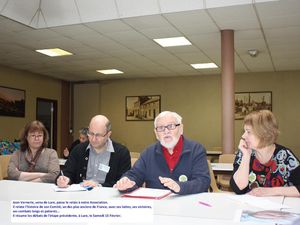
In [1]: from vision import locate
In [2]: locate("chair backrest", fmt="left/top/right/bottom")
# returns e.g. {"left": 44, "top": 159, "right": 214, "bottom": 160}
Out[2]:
{"left": 217, "top": 154, "right": 235, "bottom": 190}
{"left": 218, "top": 154, "right": 235, "bottom": 163}
{"left": 131, "top": 157, "right": 138, "bottom": 167}
{"left": 207, "top": 160, "right": 220, "bottom": 192}
{"left": 0, "top": 154, "right": 12, "bottom": 180}
{"left": 130, "top": 152, "right": 140, "bottom": 167}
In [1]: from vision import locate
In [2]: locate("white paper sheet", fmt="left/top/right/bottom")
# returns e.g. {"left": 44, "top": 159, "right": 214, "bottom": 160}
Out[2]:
{"left": 53, "top": 184, "right": 89, "bottom": 192}
{"left": 228, "top": 194, "right": 291, "bottom": 210}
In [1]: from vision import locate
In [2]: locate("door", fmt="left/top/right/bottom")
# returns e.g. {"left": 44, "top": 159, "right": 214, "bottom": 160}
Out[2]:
{"left": 36, "top": 98, "right": 57, "bottom": 149}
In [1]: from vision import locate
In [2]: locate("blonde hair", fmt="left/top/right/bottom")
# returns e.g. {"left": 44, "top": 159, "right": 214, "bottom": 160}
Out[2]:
{"left": 244, "top": 110, "right": 279, "bottom": 148}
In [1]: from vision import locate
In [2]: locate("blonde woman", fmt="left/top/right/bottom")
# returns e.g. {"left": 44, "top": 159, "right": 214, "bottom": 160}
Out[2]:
{"left": 230, "top": 110, "right": 300, "bottom": 197}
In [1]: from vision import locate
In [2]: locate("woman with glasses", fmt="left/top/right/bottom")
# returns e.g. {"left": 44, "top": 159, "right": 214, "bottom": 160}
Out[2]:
{"left": 114, "top": 111, "right": 210, "bottom": 195}
{"left": 8, "top": 120, "right": 60, "bottom": 183}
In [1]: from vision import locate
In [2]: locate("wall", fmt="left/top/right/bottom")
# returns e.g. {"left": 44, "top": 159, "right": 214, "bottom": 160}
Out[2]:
{"left": 74, "top": 71, "right": 300, "bottom": 157}
{"left": 0, "top": 66, "right": 62, "bottom": 151}
{"left": 73, "top": 83, "right": 101, "bottom": 135}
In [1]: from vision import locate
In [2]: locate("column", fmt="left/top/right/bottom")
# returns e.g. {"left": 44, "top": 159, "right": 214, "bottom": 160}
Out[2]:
{"left": 221, "top": 30, "right": 235, "bottom": 154}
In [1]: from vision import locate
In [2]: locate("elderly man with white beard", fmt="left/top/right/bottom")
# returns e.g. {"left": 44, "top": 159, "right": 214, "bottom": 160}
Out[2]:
{"left": 114, "top": 111, "right": 210, "bottom": 195}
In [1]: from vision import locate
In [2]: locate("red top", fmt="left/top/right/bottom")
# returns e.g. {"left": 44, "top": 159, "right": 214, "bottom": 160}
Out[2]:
{"left": 162, "top": 135, "right": 183, "bottom": 172}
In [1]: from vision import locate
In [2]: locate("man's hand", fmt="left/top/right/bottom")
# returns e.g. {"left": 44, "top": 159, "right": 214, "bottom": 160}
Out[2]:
{"left": 113, "top": 177, "right": 136, "bottom": 191}
{"left": 56, "top": 175, "right": 70, "bottom": 188}
{"left": 159, "top": 176, "right": 180, "bottom": 193}
{"left": 81, "top": 180, "right": 98, "bottom": 188}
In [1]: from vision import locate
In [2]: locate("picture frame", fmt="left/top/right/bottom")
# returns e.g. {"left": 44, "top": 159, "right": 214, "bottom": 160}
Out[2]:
{"left": 235, "top": 91, "right": 272, "bottom": 120}
{"left": 126, "top": 95, "right": 161, "bottom": 121}
{"left": 0, "top": 86, "right": 25, "bottom": 117}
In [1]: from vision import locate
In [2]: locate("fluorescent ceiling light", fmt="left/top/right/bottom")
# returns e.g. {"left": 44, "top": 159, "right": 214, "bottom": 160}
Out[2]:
{"left": 153, "top": 37, "right": 192, "bottom": 47}
{"left": 191, "top": 63, "right": 218, "bottom": 69}
{"left": 35, "top": 48, "right": 73, "bottom": 57}
{"left": 96, "top": 69, "right": 124, "bottom": 75}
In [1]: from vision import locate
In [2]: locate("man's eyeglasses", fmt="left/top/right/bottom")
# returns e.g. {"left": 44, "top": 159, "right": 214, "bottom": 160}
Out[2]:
{"left": 87, "top": 130, "right": 108, "bottom": 139}
{"left": 155, "top": 124, "right": 180, "bottom": 132}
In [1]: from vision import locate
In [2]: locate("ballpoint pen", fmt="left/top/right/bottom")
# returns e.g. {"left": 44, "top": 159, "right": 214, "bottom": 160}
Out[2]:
{"left": 198, "top": 201, "right": 212, "bottom": 207}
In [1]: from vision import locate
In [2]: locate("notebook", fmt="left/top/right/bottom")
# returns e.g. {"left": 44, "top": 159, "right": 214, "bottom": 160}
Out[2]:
{"left": 122, "top": 187, "right": 172, "bottom": 200}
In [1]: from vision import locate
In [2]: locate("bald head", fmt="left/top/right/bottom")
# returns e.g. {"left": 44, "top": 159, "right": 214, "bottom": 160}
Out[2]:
{"left": 88, "top": 115, "right": 112, "bottom": 151}
{"left": 89, "top": 115, "right": 111, "bottom": 132}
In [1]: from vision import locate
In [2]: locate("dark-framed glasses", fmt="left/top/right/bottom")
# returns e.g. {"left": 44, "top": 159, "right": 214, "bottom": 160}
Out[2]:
{"left": 155, "top": 124, "right": 180, "bottom": 132}
{"left": 87, "top": 130, "right": 108, "bottom": 139}
{"left": 28, "top": 134, "right": 43, "bottom": 139}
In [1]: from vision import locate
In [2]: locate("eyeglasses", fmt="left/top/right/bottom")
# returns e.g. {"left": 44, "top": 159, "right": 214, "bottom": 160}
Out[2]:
{"left": 155, "top": 124, "right": 180, "bottom": 132}
{"left": 28, "top": 134, "right": 43, "bottom": 139}
{"left": 87, "top": 130, "right": 108, "bottom": 139}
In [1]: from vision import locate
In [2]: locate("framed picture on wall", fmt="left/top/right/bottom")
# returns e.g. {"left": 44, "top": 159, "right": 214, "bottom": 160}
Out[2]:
{"left": 235, "top": 91, "right": 272, "bottom": 120}
{"left": 0, "top": 86, "right": 25, "bottom": 117}
{"left": 126, "top": 95, "right": 161, "bottom": 121}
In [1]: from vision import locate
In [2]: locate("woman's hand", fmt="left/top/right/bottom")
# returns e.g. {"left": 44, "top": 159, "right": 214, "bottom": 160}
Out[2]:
{"left": 238, "top": 138, "right": 252, "bottom": 158}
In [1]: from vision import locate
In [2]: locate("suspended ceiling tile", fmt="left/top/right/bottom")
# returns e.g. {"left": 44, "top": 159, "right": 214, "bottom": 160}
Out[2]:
{"left": 165, "top": 10, "right": 218, "bottom": 35}
{"left": 1, "top": 0, "right": 39, "bottom": 26}
{"left": 0, "top": 15, "right": 32, "bottom": 32}
{"left": 175, "top": 52, "right": 209, "bottom": 63}
{"left": 138, "top": 26, "right": 181, "bottom": 39}
{"left": 115, "top": 0, "right": 160, "bottom": 18}
{"left": 41, "top": 0, "right": 81, "bottom": 27}
{"left": 264, "top": 26, "right": 300, "bottom": 39}
{"left": 50, "top": 24, "right": 98, "bottom": 37}
{"left": 159, "top": 0, "right": 204, "bottom": 13}
{"left": 188, "top": 33, "right": 221, "bottom": 49}
{"left": 76, "top": 0, "right": 119, "bottom": 23}
{"left": 104, "top": 29, "right": 149, "bottom": 42}
{"left": 123, "top": 14, "right": 171, "bottom": 30}
{"left": 273, "top": 58, "right": 300, "bottom": 71}
{"left": 240, "top": 52, "right": 274, "bottom": 72}
{"left": 85, "top": 20, "right": 132, "bottom": 34}
{"left": 208, "top": 5, "right": 260, "bottom": 30}
{"left": 235, "top": 38, "right": 267, "bottom": 50}
{"left": 235, "top": 29, "right": 264, "bottom": 40}
{"left": 205, "top": 0, "right": 252, "bottom": 8}
{"left": 256, "top": 0, "right": 300, "bottom": 18}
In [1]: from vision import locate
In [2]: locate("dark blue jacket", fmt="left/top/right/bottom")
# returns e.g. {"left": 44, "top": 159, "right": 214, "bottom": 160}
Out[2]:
{"left": 123, "top": 137, "right": 210, "bottom": 195}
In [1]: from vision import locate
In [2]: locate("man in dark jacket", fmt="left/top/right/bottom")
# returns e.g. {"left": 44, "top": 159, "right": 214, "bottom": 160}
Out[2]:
{"left": 56, "top": 115, "right": 131, "bottom": 188}
{"left": 114, "top": 111, "right": 210, "bottom": 195}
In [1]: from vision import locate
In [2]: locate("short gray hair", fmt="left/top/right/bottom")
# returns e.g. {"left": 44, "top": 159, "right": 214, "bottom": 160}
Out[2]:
{"left": 106, "top": 120, "right": 112, "bottom": 132}
{"left": 154, "top": 111, "right": 182, "bottom": 127}
{"left": 79, "top": 127, "right": 88, "bottom": 136}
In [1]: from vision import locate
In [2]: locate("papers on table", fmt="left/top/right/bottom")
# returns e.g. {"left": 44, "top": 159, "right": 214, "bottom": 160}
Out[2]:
{"left": 53, "top": 184, "right": 92, "bottom": 192}
{"left": 122, "top": 188, "right": 171, "bottom": 200}
{"left": 228, "top": 194, "right": 291, "bottom": 210}
{"left": 211, "top": 163, "right": 233, "bottom": 171}
{"left": 237, "top": 209, "right": 300, "bottom": 224}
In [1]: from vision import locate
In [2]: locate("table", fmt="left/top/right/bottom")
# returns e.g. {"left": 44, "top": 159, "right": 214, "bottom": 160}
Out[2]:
{"left": 206, "top": 151, "right": 222, "bottom": 162}
{"left": 0, "top": 180, "right": 298, "bottom": 225}
{"left": 211, "top": 162, "right": 233, "bottom": 175}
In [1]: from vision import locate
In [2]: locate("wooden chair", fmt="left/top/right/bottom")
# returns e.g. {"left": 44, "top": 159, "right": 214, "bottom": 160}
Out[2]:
{"left": 0, "top": 155, "right": 12, "bottom": 180}
{"left": 207, "top": 160, "right": 221, "bottom": 192}
{"left": 130, "top": 152, "right": 140, "bottom": 167}
{"left": 131, "top": 157, "right": 138, "bottom": 167}
{"left": 130, "top": 152, "right": 140, "bottom": 158}
{"left": 217, "top": 154, "right": 235, "bottom": 191}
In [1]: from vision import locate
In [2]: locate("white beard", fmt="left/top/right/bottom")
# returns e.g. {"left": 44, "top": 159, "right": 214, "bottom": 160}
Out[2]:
{"left": 160, "top": 138, "right": 179, "bottom": 149}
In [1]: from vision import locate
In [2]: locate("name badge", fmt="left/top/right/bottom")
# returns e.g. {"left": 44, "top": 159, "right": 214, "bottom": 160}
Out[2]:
{"left": 98, "top": 163, "right": 110, "bottom": 173}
